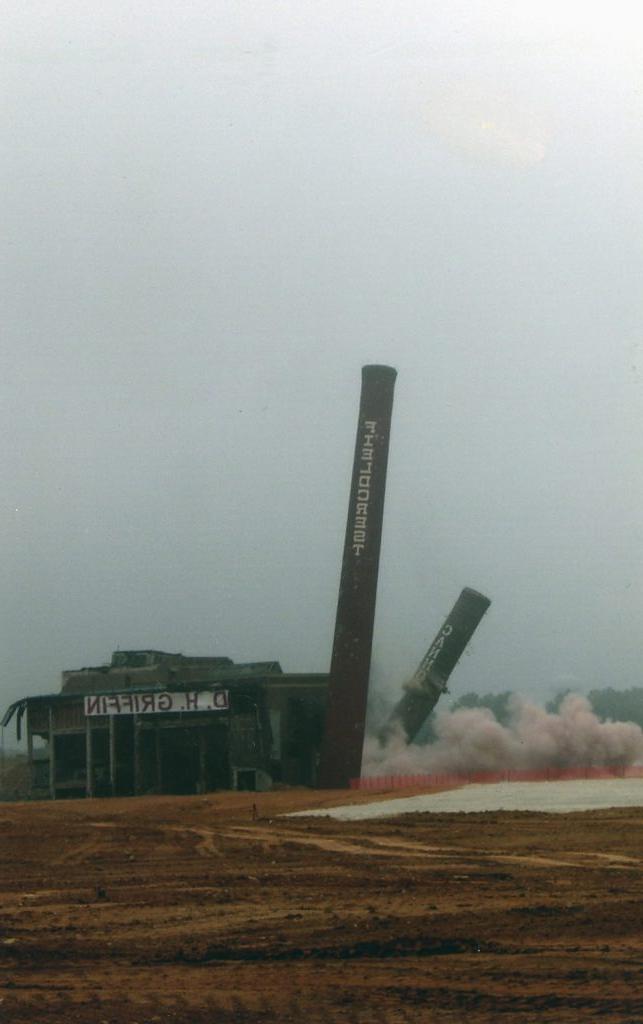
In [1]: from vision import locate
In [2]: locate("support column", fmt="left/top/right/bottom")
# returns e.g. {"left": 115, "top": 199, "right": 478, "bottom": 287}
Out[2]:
{"left": 48, "top": 706, "right": 56, "bottom": 801}
{"left": 133, "top": 715, "right": 141, "bottom": 795}
{"left": 155, "top": 726, "right": 162, "bottom": 794}
{"left": 26, "top": 707, "right": 33, "bottom": 797}
{"left": 85, "top": 717, "right": 94, "bottom": 798}
{"left": 198, "top": 728, "right": 207, "bottom": 794}
{"left": 109, "top": 715, "right": 116, "bottom": 796}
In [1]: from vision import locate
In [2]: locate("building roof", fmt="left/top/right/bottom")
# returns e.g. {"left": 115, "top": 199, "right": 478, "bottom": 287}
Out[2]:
{"left": 1, "top": 664, "right": 328, "bottom": 731}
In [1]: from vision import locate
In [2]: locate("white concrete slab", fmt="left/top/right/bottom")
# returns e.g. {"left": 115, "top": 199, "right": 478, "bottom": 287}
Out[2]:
{"left": 289, "top": 779, "right": 643, "bottom": 820}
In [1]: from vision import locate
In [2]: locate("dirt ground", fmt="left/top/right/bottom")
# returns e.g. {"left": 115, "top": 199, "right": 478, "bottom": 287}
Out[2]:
{"left": 1, "top": 787, "right": 642, "bottom": 1024}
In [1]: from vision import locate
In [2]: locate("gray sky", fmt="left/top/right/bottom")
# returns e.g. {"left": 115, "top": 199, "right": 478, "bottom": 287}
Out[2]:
{"left": 2, "top": 1, "right": 642, "bottom": 716}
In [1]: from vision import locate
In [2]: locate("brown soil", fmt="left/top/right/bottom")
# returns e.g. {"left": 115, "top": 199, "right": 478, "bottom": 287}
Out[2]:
{"left": 1, "top": 787, "right": 642, "bottom": 1023}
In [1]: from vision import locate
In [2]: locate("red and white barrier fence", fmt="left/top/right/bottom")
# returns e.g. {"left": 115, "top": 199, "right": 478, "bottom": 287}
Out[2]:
{"left": 350, "top": 765, "right": 643, "bottom": 790}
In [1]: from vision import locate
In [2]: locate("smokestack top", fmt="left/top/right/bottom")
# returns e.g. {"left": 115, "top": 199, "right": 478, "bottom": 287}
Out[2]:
{"left": 460, "top": 587, "right": 491, "bottom": 607}
{"left": 362, "top": 364, "right": 397, "bottom": 381}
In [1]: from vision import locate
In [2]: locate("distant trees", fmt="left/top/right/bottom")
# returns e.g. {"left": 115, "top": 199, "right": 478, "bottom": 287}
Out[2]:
{"left": 448, "top": 690, "right": 514, "bottom": 725}
{"left": 545, "top": 690, "right": 572, "bottom": 714}
{"left": 453, "top": 687, "right": 643, "bottom": 730}
{"left": 586, "top": 688, "right": 643, "bottom": 729}
{"left": 546, "top": 687, "right": 643, "bottom": 728}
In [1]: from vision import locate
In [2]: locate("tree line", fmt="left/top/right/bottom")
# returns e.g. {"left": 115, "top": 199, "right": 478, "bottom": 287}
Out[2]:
{"left": 449, "top": 687, "right": 643, "bottom": 729}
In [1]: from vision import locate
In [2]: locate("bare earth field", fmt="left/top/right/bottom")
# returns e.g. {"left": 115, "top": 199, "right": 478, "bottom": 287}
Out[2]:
{"left": 1, "top": 787, "right": 642, "bottom": 1024}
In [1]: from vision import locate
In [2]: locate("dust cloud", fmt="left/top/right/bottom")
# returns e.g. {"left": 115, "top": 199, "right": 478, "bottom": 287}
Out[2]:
{"left": 363, "top": 693, "right": 643, "bottom": 776}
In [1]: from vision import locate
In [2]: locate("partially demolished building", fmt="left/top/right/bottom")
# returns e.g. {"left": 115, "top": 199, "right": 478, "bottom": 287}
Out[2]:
{"left": 2, "top": 650, "right": 327, "bottom": 798}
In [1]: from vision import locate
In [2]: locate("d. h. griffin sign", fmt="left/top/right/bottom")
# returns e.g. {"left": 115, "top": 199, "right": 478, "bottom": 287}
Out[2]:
{"left": 84, "top": 690, "right": 230, "bottom": 717}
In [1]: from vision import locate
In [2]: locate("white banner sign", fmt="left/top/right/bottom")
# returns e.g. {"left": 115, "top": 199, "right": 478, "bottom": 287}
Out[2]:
{"left": 84, "top": 690, "right": 230, "bottom": 717}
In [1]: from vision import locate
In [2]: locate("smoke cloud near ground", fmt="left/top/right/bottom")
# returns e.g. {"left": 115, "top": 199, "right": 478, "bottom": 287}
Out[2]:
{"left": 363, "top": 693, "right": 643, "bottom": 776}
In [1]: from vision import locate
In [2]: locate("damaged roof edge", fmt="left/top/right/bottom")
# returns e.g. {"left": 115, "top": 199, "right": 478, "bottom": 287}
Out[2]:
{"left": 2, "top": 699, "right": 27, "bottom": 740}
{"left": 1, "top": 699, "right": 26, "bottom": 729}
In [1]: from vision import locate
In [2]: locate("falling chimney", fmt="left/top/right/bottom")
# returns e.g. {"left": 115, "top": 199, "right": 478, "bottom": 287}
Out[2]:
{"left": 379, "top": 587, "right": 491, "bottom": 746}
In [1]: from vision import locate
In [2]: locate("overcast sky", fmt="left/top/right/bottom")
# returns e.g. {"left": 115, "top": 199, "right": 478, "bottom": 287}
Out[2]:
{"left": 2, "top": 1, "right": 642, "bottom": 720}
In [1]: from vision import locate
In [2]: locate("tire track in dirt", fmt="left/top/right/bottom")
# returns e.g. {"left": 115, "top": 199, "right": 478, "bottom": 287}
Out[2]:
{"left": 85, "top": 818, "right": 643, "bottom": 873}
{"left": 161, "top": 825, "right": 221, "bottom": 857}
{"left": 221, "top": 825, "right": 643, "bottom": 872}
